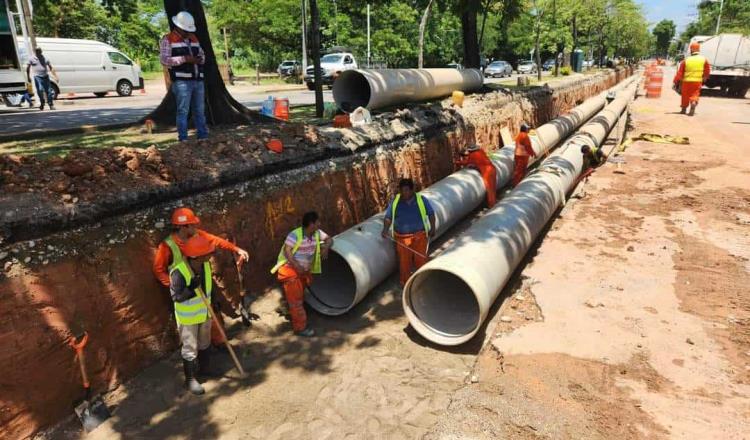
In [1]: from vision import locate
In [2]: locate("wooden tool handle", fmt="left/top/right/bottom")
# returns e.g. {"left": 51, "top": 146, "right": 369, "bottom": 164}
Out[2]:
{"left": 195, "top": 287, "right": 245, "bottom": 376}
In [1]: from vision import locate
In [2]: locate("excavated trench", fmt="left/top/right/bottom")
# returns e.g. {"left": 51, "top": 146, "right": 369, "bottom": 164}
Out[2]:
{"left": 0, "top": 68, "right": 632, "bottom": 439}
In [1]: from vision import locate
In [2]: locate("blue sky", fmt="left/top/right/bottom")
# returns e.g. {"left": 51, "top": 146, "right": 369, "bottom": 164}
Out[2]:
{"left": 639, "top": 0, "right": 699, "bottom": 32}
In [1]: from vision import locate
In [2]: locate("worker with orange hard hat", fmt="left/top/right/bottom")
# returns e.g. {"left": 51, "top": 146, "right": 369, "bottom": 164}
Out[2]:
{"left": 152, "top": 207, "right": 249, "bottom": 388}
{"left": 456, "top": 144, "right": 498, "bottom": 207}
{"left": 168, "top": 234, "right": 217, "bottom": 395}
{"left": 674, "top": 41, "right": 710, "bottom": 116}
{"left": 511, "top": 123, "right": 537, "bottom": 187}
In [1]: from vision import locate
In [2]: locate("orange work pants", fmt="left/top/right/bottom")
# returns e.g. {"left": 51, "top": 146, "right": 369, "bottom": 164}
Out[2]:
{"left": 277, "top": 264, "right": 312, "bottom": 332}
{"left": 395, "top": 231, "right": 429, "bottom": 286}
{"left": 479, "top": 166, "right": 497, "bottom": 207}
{"left": 512, "top": 155, "right": 530, "bottom": 187}
{"left": 680, "top": 82, "right": 702, "bottom": 108}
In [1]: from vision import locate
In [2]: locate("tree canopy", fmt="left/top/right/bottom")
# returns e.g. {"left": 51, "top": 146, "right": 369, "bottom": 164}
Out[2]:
{"left": 652, "top": 19, "right": 676, "bottom": 57}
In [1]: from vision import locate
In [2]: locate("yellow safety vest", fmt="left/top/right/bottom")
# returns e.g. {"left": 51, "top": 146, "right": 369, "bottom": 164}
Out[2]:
{"left": 270, "top": 227, "right": 322, "bottom": 274}
{"left": 683, "top": 55, "right": 707, "bottom": 83}
{"left": 390, "top": 193, "right": 430, "bottom": 236}
{"left": 165, "top": 236, "right": 213, "bottom": 326}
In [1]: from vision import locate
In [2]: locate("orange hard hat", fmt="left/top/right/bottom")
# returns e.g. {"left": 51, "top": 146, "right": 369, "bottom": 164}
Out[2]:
{"left": 171, "top": 207, "right": 200, "bottom": 226}
{"left": 690, "top": 42, "right": 700, "bottom": 53}
{"left": 183, "top": 235, "right": 215, "bottom": 258}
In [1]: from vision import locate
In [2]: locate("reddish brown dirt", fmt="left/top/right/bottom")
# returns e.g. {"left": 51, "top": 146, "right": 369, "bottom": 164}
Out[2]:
{"left": 0, "top": 70, "right": 633, "bottom": 440}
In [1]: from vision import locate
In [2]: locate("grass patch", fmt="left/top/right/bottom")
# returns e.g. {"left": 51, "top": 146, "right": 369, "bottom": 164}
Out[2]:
{"left": 0, "top": 126, "right": 176, "bottom": 158}
{"left": 288, "top": 104, "right": 330, "bottom": 125}
{"left": 141, "top": 70, "right": 165, "bottom": 81}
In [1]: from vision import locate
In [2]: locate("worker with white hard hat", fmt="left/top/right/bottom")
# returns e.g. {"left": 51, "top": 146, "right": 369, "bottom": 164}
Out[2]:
{"left": 159, "top": 11, "right": 209, "bottom": 141}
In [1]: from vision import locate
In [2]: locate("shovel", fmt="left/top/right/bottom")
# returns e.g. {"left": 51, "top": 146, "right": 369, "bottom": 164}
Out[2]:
{"left": 68, "top": 332, "right": 111, "bottom": 432}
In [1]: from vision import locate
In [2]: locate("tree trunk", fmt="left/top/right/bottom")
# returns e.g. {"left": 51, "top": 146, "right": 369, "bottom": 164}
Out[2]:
{"left": 309, "top": 0, "right": 324, "bottom": 117}
{"left": 478, "top": 0, "right": 491, "bottom": 54}
{"left": 535, "top": 29, "right": 542, "bottom": 81}
{"left": 461, "top": 0, "right": 481, "bottom": 69}
{"left": 148, "top": 0, "right": 259, "bottom": 126}
{"left": 418, "top": 0, "right": 434, "bottom": 69}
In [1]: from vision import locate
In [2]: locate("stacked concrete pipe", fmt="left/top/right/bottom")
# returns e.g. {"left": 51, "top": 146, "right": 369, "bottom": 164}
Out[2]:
{"left": 332, "top": 68, "right": 484, "bottom": 111}
{"left": 402, "top": 78, "right": 639, "bottom": 346}
{"left": 306, "top": 77, "right": 635, "bottom": 316}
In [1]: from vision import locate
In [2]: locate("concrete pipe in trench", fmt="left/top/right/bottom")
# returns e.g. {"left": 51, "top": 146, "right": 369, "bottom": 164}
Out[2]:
{"left": 332, "top": 68, "right": 484, "bottom": 112}
{"left": 307, "top": 77, "right": 635, "bottom": 316}
{"left": 402, "top": 78, "right": 639, "bottom": 346}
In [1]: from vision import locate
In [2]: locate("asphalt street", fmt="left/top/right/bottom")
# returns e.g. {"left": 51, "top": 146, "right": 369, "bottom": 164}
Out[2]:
{"left": 0, "top": 72, "right": 548, "bottom": 136}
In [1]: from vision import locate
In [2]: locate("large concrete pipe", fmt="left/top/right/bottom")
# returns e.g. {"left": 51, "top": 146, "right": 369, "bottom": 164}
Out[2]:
{"left": 307, "top": 77, "right": 635, "bottom": 316}
{"left": 332, "top": 69, "right": 484, "bottom": 111}
{"left": 402, "top": 79, "right": 639, "bottom": 346}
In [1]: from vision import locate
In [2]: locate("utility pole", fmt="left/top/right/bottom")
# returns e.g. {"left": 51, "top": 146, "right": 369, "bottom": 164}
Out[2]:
{"left": 18, "top": 0, "right": 36, "bottom": 50}
{"left": 301, "top": 0, "right": 308, "bottom": 72}
{"left": 367, "top": 4, "right": 371, "bottom": 68}
{"left": 715, "top": 0, "right": 724, "bottom": 34}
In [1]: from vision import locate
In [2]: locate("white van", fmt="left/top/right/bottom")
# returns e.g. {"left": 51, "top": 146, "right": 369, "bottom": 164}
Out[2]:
{"left": 17, "top": 37, "right": 144, "bottom": 97}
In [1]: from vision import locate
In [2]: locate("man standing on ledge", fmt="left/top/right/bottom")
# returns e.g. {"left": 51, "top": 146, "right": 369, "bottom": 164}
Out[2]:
{"left": 673, "top": 42, "right": 710, "bottom": 116}
{"left": 382, "top": 178, "right": 436, "bottom": 286}
{"left": 160, "top": 11, "right": 209, "bottom": 141}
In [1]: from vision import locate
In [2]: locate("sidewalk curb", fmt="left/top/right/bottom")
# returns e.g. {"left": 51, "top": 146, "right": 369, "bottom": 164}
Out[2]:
{"left": 0, "top": 121, "right": 137, "bottom": 143}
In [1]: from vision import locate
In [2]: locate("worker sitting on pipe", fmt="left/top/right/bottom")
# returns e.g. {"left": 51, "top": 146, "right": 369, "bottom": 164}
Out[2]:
{"left": 581, "top": 144, "right": 607, "bottom": 170}
{"left": 381, "top": 178, "right": 436, "bottom": 286}
{"left": 271, "top": 211, "right": 334, "bottom": 337}
{"left": 512, "top": 123, "right": 537, "bottom": 187}
{"left": 455, "top": 144, "right": 498, "bottom": 207}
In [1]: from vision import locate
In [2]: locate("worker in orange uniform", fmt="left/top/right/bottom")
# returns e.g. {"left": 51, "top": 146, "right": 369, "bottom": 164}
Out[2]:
{"left": 673, "top": 42, "right": 710, "bottom": 116}
{"left": 168, "top": 234, "right": 217, "bottom": 395}
{"left": 153, "top": 207, "right": 249, "bottom": 349}
{"left": 271, "top": 211, "right": 333, "bottom": 337}
{"left": 512, "top": 123, "right": 537, "bottom": 187}
{"left": 381, "top": 178, "right": 437, "bottom": 286}
{"left": 456, "top": 144, "right": 498, "bottom": 207}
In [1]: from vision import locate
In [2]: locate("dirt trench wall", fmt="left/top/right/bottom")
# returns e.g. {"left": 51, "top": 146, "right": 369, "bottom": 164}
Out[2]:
{"left": 0, "top": 68, "right": 632, "bottom": 439}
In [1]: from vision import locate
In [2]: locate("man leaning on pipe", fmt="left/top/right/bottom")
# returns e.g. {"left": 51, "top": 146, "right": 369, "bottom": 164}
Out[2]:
{"left": 271, "top": 211, "right": 334, "bottom": 337}
{"left": 381, "top": 178, "right": 436, "bottom": 286}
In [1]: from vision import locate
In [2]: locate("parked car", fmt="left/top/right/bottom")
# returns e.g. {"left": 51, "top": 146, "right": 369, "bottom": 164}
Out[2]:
{"left": 447, "top": 62, "right": 464, "bottom": 70}
{"left": 304, "top": 52, "right": 358, "bottom": 90}
{"left": 517, "top": 60, "right": 537, "bottom": 74}
{"left": 277, "top": 60, "right": 301, "bottom": 77}
{"left": 483, "top": 60, "right": 512, "bottom": 78}
{"left": 542, "top": 59, "right": 555, "bottom": 71}
{"left": 16, "top": 37, "right": 143, "bottom": 97}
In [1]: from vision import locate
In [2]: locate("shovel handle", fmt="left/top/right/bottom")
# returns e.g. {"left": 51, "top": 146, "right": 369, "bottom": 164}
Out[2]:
{"left": 195, "top": 286, "right": 246, "bottom": 376}
{"left": 68, "top": 333, "right": 90, "bottom": 389}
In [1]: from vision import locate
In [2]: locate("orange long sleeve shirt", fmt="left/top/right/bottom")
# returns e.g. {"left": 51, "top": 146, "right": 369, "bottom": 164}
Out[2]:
{"left": 456, "top": 149, "right": 494, "bottom": 170}
{"left": 153, "top": 229, "right": 240, "bottom": 287}
{"left": 514, "top": 132, "right": 536, "bottom": 157}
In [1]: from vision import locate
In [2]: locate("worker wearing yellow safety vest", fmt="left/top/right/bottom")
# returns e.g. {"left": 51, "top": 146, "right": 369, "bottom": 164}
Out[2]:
{"left": 168, "top": 234, "right": 217, "bottom": 395}
{"left": 381, "top": 178, "right": 436, "bottom": 286}
{"left": 673, "top": 41, "right": 711, "bottom": 116}
{"left": 271, "top": 211, "right": 333, "bottom": 337}
{"left": 581, "top": 144, "right": 607, "bottom": 170}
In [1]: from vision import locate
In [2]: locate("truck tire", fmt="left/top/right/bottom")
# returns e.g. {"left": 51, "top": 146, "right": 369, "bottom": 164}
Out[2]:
{"left": 306, "top": 82, "right": 315, "bottom": 91}
{"left": 116, "top": 80, "right": 133, "bottom": 96}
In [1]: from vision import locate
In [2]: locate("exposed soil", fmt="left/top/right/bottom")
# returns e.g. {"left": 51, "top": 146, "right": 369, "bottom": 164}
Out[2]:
{"left": 426, "top": 70, "right": 750, "bottom": 439}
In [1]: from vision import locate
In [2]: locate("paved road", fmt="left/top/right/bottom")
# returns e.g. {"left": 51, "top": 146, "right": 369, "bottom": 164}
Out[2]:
{"left": 0, "top": 72, "right": 549, "bottom": 136}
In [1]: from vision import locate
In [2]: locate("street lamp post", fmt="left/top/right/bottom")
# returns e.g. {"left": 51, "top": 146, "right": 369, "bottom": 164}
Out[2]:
{"left": 715, "top": 0, "right": 724, "bottom": 34}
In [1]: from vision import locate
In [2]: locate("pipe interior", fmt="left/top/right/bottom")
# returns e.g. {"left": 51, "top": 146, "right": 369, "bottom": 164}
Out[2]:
{"left": 407, "top": 269, "right": 480, "bottom": 337}
{"left": 308, "top": 251, "right": 358, "bottom": 310}
{"left": 332, "top": 71, "right": 371, "bottom": 112}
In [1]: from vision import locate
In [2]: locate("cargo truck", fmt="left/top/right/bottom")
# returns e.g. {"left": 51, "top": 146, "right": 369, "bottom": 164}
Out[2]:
{"left": 686, "top": 34, "right": 750, "bottom": 98}
{"left": 0, "top": 0, "right": 27, "bottom": 105}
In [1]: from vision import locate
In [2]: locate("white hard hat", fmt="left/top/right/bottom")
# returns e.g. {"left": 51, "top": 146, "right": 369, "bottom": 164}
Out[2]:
{"left": 172, "top": 11, "right": 196, "bottom": 32}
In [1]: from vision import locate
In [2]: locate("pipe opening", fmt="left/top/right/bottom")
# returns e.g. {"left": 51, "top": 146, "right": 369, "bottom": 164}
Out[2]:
{"left": 332, "top": 71, "right": 371, "bottom": 112}
{"left": 406, "top": 269, "right": 480, "bottom": 337}
{"left": 307, "top": 251, "right": 358, "bottom": 313}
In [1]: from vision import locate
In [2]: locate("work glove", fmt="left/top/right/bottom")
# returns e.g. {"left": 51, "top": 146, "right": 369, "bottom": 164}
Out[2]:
{"left": 173, "top": 289, "right": 195, "bottom": 303}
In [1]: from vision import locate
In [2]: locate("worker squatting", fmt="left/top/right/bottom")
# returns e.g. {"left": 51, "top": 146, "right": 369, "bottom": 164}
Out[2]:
{"left": 152, "top": 122, "right": 606, "bottom": 395}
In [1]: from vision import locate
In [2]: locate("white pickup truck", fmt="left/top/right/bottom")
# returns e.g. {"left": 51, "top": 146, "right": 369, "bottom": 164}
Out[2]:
{"left": 304, "top": 52, "right": 358, "bottom": 90}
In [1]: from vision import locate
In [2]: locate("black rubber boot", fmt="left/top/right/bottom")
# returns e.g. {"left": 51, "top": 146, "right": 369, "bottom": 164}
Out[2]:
{"left": 198, "top": 349, "right": 221, "bottom": 378}
{"left": 183, "top": 359, "right": 205, "bottom": 395}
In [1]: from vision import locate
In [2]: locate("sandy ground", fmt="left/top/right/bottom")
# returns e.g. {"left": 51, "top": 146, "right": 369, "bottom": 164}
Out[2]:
{"left": 426, "top": 70, "right": 750, "bottom": 438}
{"left": 39, "top": 71, "right": 749, "bottom": 439}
